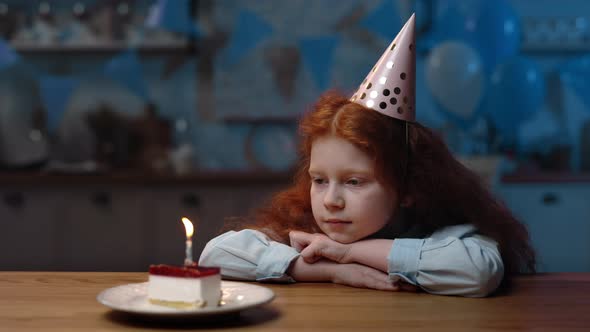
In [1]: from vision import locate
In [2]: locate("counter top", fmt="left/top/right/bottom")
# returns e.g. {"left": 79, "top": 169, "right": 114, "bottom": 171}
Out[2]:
{"left": 1, "top": 272, "right": 589, "bottom": 331}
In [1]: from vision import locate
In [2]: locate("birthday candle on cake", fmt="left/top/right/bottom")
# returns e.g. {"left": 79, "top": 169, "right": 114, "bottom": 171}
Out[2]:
{"left": 181, "top": 217, "right": 194, "bottom": 266}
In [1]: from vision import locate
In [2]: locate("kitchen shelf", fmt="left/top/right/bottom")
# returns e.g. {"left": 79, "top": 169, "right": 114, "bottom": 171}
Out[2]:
{"left": 501, "top": 171, "right": 590, "bottom": 183}
{"left": 0, "top": 170, "right": 293, "bottom": 187}
{"left": 12, "top": 43, "right": 197, "bottom": 55}
{"left": 222, "top": 115, "right": 300, "bottom": 125}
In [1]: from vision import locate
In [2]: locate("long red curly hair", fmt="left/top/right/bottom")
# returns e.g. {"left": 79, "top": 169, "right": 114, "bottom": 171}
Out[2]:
{"left": 226, "top": 91, "right": 535, "bottom": 277}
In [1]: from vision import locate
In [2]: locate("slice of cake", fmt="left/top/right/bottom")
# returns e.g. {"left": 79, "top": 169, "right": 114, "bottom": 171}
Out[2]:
{"left": 148, "top": 264, "right": 221, "bottom": 309}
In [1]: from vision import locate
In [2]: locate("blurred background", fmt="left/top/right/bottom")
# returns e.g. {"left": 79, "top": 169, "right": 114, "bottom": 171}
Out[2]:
{"left": 0, "top": 0, "right": 588, "bottom": 273}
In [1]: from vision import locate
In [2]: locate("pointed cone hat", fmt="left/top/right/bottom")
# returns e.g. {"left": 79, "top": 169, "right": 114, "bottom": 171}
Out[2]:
{"left": 351, "top": 14, "right": 416, "bottom": 122}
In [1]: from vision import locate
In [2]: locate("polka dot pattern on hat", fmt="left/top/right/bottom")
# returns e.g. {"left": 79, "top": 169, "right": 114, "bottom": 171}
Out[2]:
{"left": 350, "top": 14, "right": 416, "bottom": 122}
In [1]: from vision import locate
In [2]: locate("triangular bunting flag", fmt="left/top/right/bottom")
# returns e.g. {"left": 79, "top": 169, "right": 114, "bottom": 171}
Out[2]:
{"left": 360, "top": 0, "right": 402, "bottom": 41}
{"left": 299, "top": 36, "right": 339, "bottom": 90}
{"left": 223, "top": 9, "right": 273, "bottom": 65}
{"left": 39, "top": 75, "right": 79, "bottom": 134}
{"left": 103, "top": 50, "right": 148, "bottom": 100}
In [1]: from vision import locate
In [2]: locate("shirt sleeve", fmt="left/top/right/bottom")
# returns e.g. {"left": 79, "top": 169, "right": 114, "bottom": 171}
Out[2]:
{"left": 387, "top": 224, "right": 504, "bottom": 297}
{"left": 198, "top": 229, "right": 300, "bottom": 282}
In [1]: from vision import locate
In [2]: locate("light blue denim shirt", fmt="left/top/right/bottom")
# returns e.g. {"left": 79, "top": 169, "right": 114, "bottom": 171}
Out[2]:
{"left": 199, "top": 224, "right": 504, "bottom": 297}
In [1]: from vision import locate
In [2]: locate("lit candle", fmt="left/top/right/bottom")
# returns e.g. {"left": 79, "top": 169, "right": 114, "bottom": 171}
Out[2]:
{"left": 181, "top": 217, "right": 194, "bottom": 266}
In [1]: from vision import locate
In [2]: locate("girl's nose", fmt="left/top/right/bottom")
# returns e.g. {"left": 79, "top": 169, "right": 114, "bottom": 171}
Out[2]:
{"left": 324, "top": 185, "right": 344, "bottom": 209}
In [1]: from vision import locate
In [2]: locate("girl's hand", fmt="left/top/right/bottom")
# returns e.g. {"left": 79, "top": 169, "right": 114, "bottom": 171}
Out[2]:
{"left": 289, "top": 231, "right": 352, "bottom": 264}
{"left": 331, "top": 263, "right": 399, "bottom": 291}
{"left": 333, "top": 263, "right": 420, "bottom": 292}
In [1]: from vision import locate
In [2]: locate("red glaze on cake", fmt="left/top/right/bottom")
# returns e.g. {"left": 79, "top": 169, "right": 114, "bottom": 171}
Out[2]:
{"left": 147, "top": 263, "right": 222, "bottom": 309}
{"left": 149, "top": 264, "right": 220, "bottom": 278}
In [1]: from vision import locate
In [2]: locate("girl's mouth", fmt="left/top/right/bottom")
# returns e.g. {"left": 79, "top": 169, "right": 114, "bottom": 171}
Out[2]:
{"left": 325, "top": 219, "right": 352, "bottom": 224}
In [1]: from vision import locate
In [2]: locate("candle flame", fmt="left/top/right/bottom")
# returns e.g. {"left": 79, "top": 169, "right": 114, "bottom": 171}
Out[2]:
{"left": 181, "top": 217, "right": 194, "bottom": 239}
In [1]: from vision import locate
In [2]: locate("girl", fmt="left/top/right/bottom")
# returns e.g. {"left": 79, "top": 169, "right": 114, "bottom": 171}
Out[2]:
{"left": 199, "top": 15, "right": 535, "bottom": 297}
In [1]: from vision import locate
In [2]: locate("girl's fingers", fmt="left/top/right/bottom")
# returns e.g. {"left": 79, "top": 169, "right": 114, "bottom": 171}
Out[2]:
{"left": 368, "top": 271, "right": 399, "bottom": 291}
{"left": 398, "top": 282, "right": 419, "bottom": 292}
{"left": 300, "top": 244, "right": 322, "bottom": 263}
{"left": 289, "top": 231, "right": 312, "bottom": 251}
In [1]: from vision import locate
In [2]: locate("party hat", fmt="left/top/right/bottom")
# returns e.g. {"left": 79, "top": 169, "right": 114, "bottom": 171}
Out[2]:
{"left": 351, "top": 14, "right": 416, "bottom": 122}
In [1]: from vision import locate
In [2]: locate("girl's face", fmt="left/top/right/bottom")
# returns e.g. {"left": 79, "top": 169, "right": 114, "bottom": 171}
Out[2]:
{"left": 309, "top": 135, "right": 398, "bottom": 244}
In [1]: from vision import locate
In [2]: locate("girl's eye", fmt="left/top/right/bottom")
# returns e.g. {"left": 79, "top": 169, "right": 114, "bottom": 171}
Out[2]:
{"left": 312, "top": 178, "right": 326, "bottom": 185}
{"left": 347, "top": 178, "right": 362, "bottom": 186}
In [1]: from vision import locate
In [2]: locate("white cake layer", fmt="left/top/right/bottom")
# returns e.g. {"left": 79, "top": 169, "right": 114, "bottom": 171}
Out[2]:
{"left": 148, "top": 274, "right": 221, "bottom": 307}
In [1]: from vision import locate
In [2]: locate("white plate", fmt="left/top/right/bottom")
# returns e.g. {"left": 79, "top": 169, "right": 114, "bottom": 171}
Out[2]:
{"left": 97, "top": 281, "right": 275, "bottom": 317}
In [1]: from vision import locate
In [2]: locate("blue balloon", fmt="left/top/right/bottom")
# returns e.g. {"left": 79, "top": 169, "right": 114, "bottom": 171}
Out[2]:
{"left": 432, "top": 0, "right": 521, "bottom": 71}
{"left": 426, "top": 41, "right": 484, "bottom": 121}
{"left": 0, "top": 38, "right": 19, "bottom": 71}
{"left": 145, "top": 0, "right": 199, "bottom": 36}
{"left": 485, "top": 56, "right": 545, "bottom": 140}
{"left": 561, "top": 55, "right": 590, "bottom": 111}
{"left": 476, "top": 0, "right": 521, "bottom": 69}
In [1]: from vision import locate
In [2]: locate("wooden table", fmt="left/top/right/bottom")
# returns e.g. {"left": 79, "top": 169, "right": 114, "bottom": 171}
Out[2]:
{"left": 1, "top": 272, "right": 589, "bottom": 331}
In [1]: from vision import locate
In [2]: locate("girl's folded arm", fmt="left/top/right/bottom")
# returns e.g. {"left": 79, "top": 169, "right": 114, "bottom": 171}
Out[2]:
{"left": 387, "top": 225, "right": 504, "bottom": 297}
{"left": 199, "top": 229, "right": 300, "bottom": 282}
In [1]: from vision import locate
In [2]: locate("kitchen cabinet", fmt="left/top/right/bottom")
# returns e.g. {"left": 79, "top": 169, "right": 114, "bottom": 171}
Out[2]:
{"left": 0, "top": 173, "right": 289, "bottom": 271}
{"left": 0, "top": 188, "right": 63, "bottom": 270}
{"left": 58, "top": 187, "right": 151, "bottom": 271}
{"left": 494, "top": 177, "right": 590, "bottom": 272}
{"left": 148, "top": 183, "right": 282, "bottom": 266}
